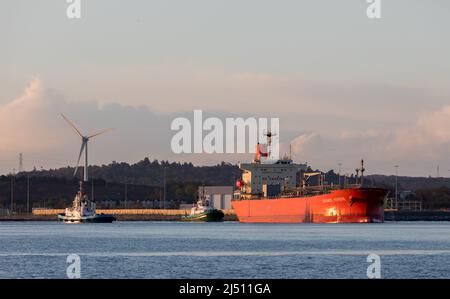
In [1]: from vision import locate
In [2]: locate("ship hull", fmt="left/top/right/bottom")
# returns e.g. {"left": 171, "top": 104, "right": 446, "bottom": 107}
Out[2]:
{"left": 231, "top": 188, "right": 388, "bottom": 223}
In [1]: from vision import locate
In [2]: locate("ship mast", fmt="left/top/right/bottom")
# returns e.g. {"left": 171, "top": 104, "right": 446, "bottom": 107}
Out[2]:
{"left": 264, "top": 130, "right": 277, "bottom": 160}
{"left": 355, "top": 159, "right": 365, "bottom": 187}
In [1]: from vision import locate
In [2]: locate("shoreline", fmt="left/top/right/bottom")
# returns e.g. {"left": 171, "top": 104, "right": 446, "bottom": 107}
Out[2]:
{"left": 1, "top": 211, "right": 450, "bottom": 222}
{"left": 0, "top": 214, "right": 238, "bottom": 222}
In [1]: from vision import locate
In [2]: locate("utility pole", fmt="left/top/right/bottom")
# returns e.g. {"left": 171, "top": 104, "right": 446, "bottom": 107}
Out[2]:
{"left": 27, "top": 175, "right": 30, "bottom": 214}
{"left": 10, "top": 170, "right": 15, "bottom": 215}
{"left": 19, "top": 153, "right": 23, "bottom": 173}
{"left": 338, "top": 163, "right": 342, "bottom": 186}
{"left": 163, "top": 167, "right": 166, "bottom": 209}
{"left": 124, "top": 177, "right": 128, "bottom": 208}
{"left": 394, "top": 165, "right": 399, "bottom": 208}
{"left": 289, "top": 143, "right": 292, "bottom": 160}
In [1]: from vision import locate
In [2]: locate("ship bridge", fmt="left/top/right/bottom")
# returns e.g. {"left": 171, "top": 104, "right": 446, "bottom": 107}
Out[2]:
{"left": 239, "top": 159, "right": 307, "bottom": 197}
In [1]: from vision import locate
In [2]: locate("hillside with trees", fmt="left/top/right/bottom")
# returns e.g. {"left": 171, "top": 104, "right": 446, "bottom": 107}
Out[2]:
{"left": 2, "top": 158, "right": 450, "bottom": 211}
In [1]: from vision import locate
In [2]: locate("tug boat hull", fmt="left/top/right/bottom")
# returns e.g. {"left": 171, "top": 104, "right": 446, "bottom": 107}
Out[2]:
{"left": 181, "top": 209, "right": 224, "bottom": 222}
{"left": 232, "top": 188, "right": 388, "bottom": 223}
{"left": 58, "top": 213, "right": 116, "bottom": 223}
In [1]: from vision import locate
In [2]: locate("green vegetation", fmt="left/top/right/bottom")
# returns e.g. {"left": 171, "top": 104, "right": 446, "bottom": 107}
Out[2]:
{"left": 412, "top": 187, "right": 450, "bottom": 210}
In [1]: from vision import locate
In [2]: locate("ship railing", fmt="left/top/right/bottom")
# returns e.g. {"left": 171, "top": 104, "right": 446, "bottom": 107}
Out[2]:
{"left": 234, "top": 184, "right": 363, "bottom": 200}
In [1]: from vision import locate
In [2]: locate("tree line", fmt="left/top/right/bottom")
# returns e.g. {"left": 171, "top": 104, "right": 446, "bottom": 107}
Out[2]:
{"left": 1, "top": 158, "right": 450, "bottom": 211}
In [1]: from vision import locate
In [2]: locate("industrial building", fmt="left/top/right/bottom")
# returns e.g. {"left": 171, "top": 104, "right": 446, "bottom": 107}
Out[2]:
{"left": 198, "top": 186, "right": 233, "bottom": 210}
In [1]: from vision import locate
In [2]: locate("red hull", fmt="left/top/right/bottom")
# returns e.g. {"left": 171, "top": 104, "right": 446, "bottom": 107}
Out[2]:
{"left": 231, "top": 188, "right": 388, "bottom": 223}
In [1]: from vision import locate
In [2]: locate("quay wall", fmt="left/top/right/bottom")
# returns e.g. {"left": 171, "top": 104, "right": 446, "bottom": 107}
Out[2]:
{"left": 32, "top": 208, "right": 235, "bottom": 216}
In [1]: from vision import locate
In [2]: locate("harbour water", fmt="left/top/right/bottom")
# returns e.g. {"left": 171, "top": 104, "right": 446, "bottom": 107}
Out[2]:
{"left": 0, "top": 221, "right": 449, "bottom": 279}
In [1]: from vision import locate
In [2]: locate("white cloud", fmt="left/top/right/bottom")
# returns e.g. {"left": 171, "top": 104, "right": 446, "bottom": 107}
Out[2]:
{"left": 386, "top": 105, "right": 450, "bottom": 159}
{"left": 0, "top": 77, "right": 176, "bottom": 173}
{"left": 290, "top": 106, "right": 450, "bottom": 176}
{"left": 0, "top": 76, "right": 63, "bottom": 153}
{"left": 291, "top": 132, "right": 321, "bottom": 155}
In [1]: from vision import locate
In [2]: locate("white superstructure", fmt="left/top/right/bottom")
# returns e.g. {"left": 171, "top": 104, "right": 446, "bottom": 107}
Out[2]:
{"left": 62, "top": 182, "right": 96, "bottom": 222}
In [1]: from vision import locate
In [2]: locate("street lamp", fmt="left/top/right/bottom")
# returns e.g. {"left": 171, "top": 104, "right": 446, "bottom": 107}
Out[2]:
{"left": 394, "top": 165, "right": 399, "bottom": 207}
{"left": 163, "top": 167, "right": 166, "bottom": 210}
{"left": 338, "top": 163, "right": 342, "bottom": 186}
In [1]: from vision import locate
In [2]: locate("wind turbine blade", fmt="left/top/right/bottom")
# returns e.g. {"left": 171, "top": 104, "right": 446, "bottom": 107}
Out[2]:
{"left": 88, "top": 128, "right": 113, "bottom": 139}
{"left": 61, "top": 113, "right": 83, "bottom": 138}
{"left": 74, "top": 142, "right": 86, "bottom": 176}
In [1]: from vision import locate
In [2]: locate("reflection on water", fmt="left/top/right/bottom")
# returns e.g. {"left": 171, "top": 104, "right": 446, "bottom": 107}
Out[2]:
{"left": 0, "top": 221, "right": 449, "bottom": 278}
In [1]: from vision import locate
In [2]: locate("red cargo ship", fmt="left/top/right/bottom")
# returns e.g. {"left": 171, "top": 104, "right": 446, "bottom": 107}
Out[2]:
{"left": 231, "top": 133, "right": 388, "bottom": 223}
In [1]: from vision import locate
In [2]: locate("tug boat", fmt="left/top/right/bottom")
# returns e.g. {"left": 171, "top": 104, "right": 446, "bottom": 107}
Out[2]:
{"left": 58, "top": 181, "right": 116, "bottom": 223}
{"left": 182, "top": 187, "right": 225, "bottom": 222}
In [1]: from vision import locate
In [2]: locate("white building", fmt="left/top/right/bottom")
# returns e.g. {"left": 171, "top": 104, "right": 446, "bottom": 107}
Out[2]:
{"left": 198, "top": 186, "right": 233, "bottom": 210}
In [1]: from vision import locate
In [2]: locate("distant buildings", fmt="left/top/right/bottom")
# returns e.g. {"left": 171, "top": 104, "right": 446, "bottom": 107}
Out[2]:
{"left": 385, "top": 190, "right": 423, "bottom": 211}
{"left": 198, "top": 186, "right": 233, "bottom": 210}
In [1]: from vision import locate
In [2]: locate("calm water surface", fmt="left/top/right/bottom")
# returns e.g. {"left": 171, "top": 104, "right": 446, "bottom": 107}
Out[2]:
{"left": 0, "top": 221, "right": 449, "bottom": 279}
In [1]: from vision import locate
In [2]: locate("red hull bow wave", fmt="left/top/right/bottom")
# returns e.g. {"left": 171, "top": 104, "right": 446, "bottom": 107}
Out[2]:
{"left": 232, "top": 188, "right": 388, "bottom": 223}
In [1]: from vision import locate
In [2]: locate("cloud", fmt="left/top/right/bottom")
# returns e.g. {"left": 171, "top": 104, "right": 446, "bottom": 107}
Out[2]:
{"left": 0, "top": 77, "right": 176, "bottom": 173}
{"left": 0, "top": 76, "right": 63, "bottom": 153}
{"left": 1, "top": 77, "right": 449, "bottom": 176}
{"left": 386, "top": 105, "right": 450, "bottom": 159}
{"left": 52, "top": 64, "right": 447, "bottom": 130}
{"left": 0, "top": 77, "right": 257, "bottom": 173}
{"left": 415, "top": 106, "right": 450, "bottom": 142}
{"left": 290, "top": 106, "right": 450, "bottom": 176}
{"left": 291, "top": 132, "right": 321, "bottom": 154}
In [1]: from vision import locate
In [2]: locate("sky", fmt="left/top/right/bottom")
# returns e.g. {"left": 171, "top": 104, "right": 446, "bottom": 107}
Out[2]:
{"left": 1, "top": 0, "right": 450, "bottom": 176}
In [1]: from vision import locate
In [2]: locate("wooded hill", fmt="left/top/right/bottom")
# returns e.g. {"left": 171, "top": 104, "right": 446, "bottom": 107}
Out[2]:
{"left": 1, "top": 158, "right": 450, "bottom": 211}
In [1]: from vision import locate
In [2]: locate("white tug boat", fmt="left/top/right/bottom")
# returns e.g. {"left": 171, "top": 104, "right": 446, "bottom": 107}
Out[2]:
{"left": 58, "top": 181, "right": 115, "bottom": 223}
{"left": 58, "top": 113, "right": 115, "bottom": 223}
{"left": 181, "top": 187, "right": 224, "bottom": 222}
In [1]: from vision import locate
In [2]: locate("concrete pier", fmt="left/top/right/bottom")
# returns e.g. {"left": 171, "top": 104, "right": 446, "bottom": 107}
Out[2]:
{"left": 1, "top": 209, "right": 448, "bottom": 222}
{"left": 25, "top": 208, "right": 237, "bottom": 221}
{"left": 384, "top": 210, "right": 450, "bottom": 221}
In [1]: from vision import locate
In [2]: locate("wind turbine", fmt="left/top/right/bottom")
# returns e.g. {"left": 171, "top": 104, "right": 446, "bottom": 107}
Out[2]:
{"left": 61, "top": 114, "right": 112, "bottom": 182}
